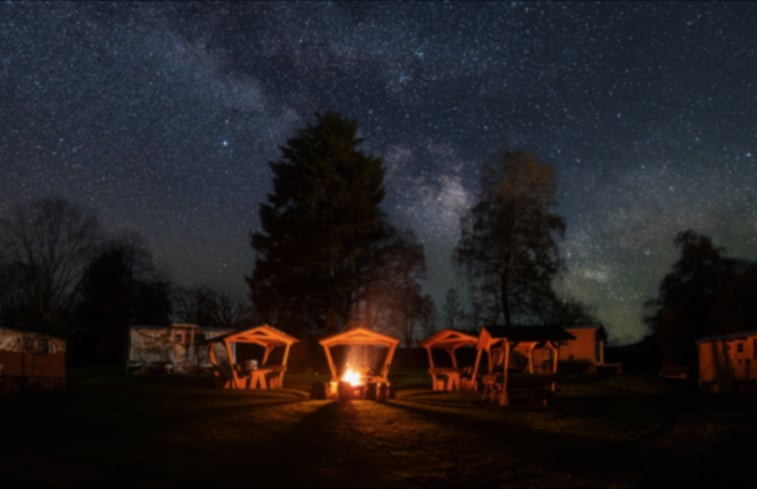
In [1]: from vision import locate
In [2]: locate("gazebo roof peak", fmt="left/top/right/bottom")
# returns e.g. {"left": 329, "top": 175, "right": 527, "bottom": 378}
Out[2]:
{"left": 319, "top": 326, "right": 400, "bottom": 347}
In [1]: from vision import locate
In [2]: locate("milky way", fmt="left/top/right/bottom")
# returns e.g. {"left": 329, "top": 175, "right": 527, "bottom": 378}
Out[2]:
{"left": 2, "top": 2, "right": 757, "bottom": 343}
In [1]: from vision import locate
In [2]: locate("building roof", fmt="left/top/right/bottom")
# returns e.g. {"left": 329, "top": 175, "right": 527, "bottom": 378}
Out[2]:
{"left": 0, "top": 326, "right": 65, "bottom": 341}
{"left": 130, "top": 323, "right": 199, "bottom": 330}
{"left": 696, "top": 330, "right": 757, "bottom": 343}
{"left": 482, "top": 325, "right": 576, "bottom": 343}
{"left": 563, "top": 324, "right": 608, "bottom": 341}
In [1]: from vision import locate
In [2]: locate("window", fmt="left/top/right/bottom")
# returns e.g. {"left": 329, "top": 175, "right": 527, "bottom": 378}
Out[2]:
{"left": 737, "top": 342, "right": 744, "bottom": 354}
{"left": 175, "top": 333, "right": 184, "bottom": 342}
{"left": 37, "top": 339, "right": 49, "bottom": 355}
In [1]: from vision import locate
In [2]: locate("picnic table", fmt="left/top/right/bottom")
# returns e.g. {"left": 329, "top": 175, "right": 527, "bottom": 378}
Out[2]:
{"left": 428, "top": 367, "right": 462, "bottom": 391}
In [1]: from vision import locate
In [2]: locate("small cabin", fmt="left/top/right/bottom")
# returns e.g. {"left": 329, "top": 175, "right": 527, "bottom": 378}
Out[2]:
{"left": 0, "top": 327, "right": 66, "bottom": 391}
{"left": 558, "top": 325, "right": 607, "bottom": 372}
{"left": 127, "top": 324, "right": 232, "bottom": 374}
{"left": 697, "top": 330, "right": 757, "bottom": 392}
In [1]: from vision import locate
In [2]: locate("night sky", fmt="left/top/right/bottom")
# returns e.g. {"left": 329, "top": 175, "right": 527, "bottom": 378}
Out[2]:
{"left": 2, "top": 2, "right": 757, "bottom": 344}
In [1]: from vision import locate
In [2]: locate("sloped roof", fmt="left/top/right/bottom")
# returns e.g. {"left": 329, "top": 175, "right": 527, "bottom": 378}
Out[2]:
{"left": 319, "top": 326, "right": 399, "bottom": 347}
{"left": 418, "top": 328, "right": 478, "bottom": 349}
{"left": 563, "top": 324, "right": 608, "bottom": 341}
{"left": 482, "top": 325, "right": 575, "bottom": 343}
{"left": 0, "top": 326, "right": 65, "bottom": 341}
{"left": 696, "top": 330, "right": 757, "bottom": 343}
{"left": 213, "top": 324, "right": 299, "bottom": 346}
{"left": 130, "top": 323, "right": 199, "bottom": 330}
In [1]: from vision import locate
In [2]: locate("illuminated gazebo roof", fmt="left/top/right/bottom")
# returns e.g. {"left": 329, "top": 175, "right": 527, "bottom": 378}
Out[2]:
{"left": 216, "top": 324, "right": 299, "bottom": 347}
{"left": 319, "top": 326, "right": 400, "bottom": 348}
{"left": 418, "top": 328, "right": 478, "bottom": 351}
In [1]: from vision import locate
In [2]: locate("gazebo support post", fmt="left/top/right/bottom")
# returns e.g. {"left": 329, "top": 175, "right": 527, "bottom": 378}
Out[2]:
{"left": 223, "top": 338, "right": 239, "bottom": 389}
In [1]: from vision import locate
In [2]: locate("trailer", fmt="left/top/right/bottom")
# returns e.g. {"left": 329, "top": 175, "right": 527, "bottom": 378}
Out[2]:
{"left": 0, "top": 327, "right": 65, "bottom": 391}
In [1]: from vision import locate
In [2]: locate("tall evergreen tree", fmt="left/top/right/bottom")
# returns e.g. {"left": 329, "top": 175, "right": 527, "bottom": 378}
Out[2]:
{"left": 455, "top": 151, "right": 565, "bottom": 326}
{"left": 247, "top": 112, "right": 393, "bottom": 334}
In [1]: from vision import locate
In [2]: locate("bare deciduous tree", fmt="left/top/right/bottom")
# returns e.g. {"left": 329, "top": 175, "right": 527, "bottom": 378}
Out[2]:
{"left": 173, "top": 285, "right": 254, "bottom": 330}
{"left": 0, "top": 197, "right": 101, "bottom": 327}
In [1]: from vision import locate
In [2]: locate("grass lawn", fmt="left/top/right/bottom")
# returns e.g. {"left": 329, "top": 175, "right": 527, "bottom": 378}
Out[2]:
{"left": 2, "top": 369, "right": 756, "bottom": 488}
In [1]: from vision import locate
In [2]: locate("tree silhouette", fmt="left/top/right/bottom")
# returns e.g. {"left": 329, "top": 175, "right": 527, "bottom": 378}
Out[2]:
{"left": 173, "top": 285, "right": 254, "bottom": 330}
{"left": 248, "top": 112, "right": 398, "bottom": 334}
{"left": 455, "top": 151, "right": 565, "bottom": 327}
{"left": 544, "top": 294, "right": 600, "bottom": 326}
{"left": 440, "top": 288, "right": 464, "bottom": 328}
{"left": 75, "top": 235, "right": 171, "bottom": 364}
{"left": 644, "top": 230, "right": 733, "bottom": 364}
{"left": 0, "top": 197, "right": 101, "bottom": 333}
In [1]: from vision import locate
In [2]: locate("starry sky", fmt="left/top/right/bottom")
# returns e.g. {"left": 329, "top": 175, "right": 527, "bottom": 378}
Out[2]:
{"left": 2, "top": 1, "right": 757, "bottom": 344}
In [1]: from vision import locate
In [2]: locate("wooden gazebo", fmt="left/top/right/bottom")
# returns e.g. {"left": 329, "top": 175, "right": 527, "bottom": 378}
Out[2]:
{"left": 418, "top": 328, "right": 479, "bottom": 391}
{"left": 475, "top": 326, "right": 575, "bottom": 406}
{"left": 319, "top": 326, "right": 399, "bottom": 398}
{"left": 208, "top": 324, "right": 298, "bottom": 390}
{"left": 474, "top": 327, "right": 510, "bottom": 405}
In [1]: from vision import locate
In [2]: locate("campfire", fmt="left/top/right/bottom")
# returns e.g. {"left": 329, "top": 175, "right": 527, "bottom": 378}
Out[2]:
{"left": 341, "top": 367, "right": 363, "bottom": 387}
{"left": 316, "top": 326, "right": 400, "bottom": 401}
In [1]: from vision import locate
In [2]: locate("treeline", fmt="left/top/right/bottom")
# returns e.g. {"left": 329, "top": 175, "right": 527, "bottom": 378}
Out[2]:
{"left": 1, "top": 111, "right": 601, "bottom": 365}
{"left": 4, "top": 112, "right": 750, "bottom": 369}
{"left": 0, "top": 198, "right": 253, "bottom": 364}
{"left": 247, "top": 112, "right": 596, "bottom": 343}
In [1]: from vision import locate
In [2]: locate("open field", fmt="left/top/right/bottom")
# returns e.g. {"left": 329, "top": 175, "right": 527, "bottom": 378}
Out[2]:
{"left": 2, "top": 370, "right": 757, "bottom": 488}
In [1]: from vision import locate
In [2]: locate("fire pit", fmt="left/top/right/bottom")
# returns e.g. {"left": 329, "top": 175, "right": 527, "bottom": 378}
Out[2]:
{"left": 315, "top": 326, "right": 399, "bottom": 401}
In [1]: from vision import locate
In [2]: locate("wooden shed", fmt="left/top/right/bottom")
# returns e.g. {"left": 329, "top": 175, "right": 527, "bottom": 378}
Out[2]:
{"left": 558, "top": 325, "right": 607, "bottom": 372}
{"left": 208, "top": 324, "right": 299, "bottom": 390}
{"left": 0, "top": 327, "right": 65, "bottom": 391}
{"left": 418, "top": 328, "right": 479, "bottom": 391}
{"left": 319, "top": 326, "right": 399, "bottom": 399}
{"left": 697, "top": 330, "right": 757, "bottom": 392}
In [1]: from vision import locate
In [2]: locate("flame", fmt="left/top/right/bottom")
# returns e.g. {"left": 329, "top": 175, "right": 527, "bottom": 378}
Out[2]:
{"left": 342, "top": 367, "right": 363, "bottom": 386}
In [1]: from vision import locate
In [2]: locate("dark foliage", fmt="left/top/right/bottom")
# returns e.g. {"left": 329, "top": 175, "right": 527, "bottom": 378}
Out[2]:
{"left": 0, "top": 197, "right": 101, "bottom": 334}
{"left": 645, "top": 230, "right": 757, "bottom": 365}
{"left": 248, "top": 112, "right": 428, "bottom": 337}
{"left": 455, "top": 151, "right": 565, "bottom": 326}
{"left": 172, "top": 285, "right": 254, "bottom": 330}
{"left": 74, "top": 236, "right": 171, "bottom": 364}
